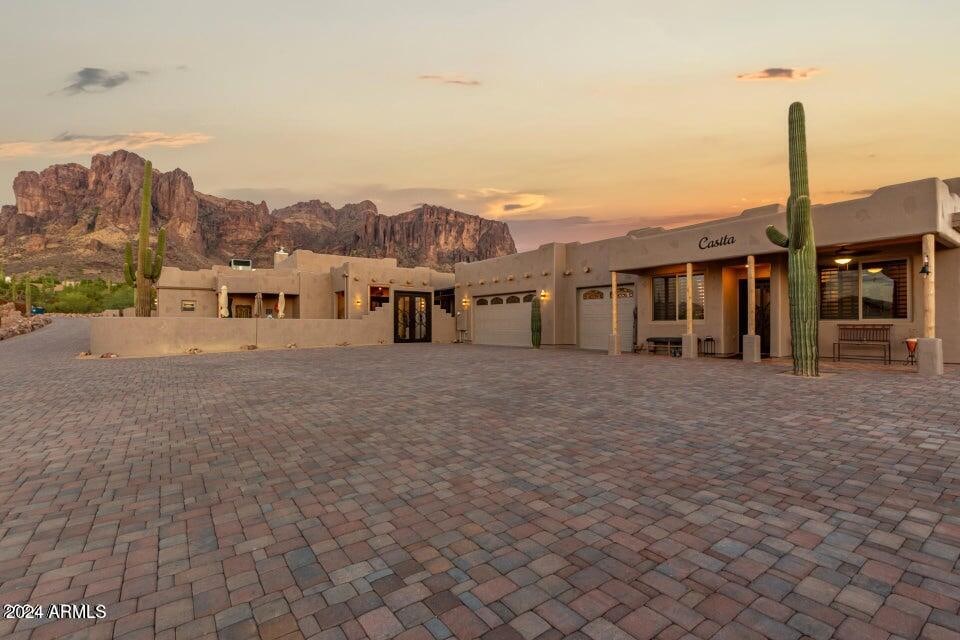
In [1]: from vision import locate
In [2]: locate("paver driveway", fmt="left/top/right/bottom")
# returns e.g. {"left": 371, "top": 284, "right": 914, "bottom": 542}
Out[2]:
{"left": 1, "top": 319, "right": 959, "bottom": 640}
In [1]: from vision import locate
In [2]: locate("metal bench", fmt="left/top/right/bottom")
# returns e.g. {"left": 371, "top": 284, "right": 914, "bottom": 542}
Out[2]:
{"left": 833, "top": 324, "right": 892, "bottom": 364}
{"left": 646, "top": 337, "right": 682, "bottom": 356}
{"left": 645, "top": 336, "right": 701, "bottom": 357}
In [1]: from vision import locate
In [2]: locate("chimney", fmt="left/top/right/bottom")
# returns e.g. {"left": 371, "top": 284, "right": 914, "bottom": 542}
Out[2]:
{"left": 274, "top": 246, "right": 290, "bottom": 268}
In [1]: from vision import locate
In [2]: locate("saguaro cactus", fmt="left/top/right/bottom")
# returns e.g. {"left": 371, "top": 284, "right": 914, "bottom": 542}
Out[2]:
{"left": 124, "top": 161, "right": 166, "bottom": 317}
{"left": 531, "top": 296, "right": 542, "bottom": 348}
{"left": 765, "top": 102, "right": 819, "bottom": 376}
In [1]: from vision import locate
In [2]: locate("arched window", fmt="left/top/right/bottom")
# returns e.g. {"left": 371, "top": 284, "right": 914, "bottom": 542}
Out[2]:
{"left": 506, "top": 295, "right": 520, "bottom": 304}
{"left": 476, "top": 298, "right": 488, "bottom": 306}
{"left": 617, "top": 287, "right": 634, "bottom": 298}
{"left": 490, "top": 297, "right": 504, "bottom": 305}
{"left": 522, "top": 293, "right": 534, "bottom": 302}
{"left": 582, "top": 289, "right": 605, "bottom": 300}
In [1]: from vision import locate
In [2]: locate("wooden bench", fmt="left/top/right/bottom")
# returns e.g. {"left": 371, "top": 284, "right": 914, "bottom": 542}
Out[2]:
{"left": 833, "top": 324, "right": 892, "bottom": 364}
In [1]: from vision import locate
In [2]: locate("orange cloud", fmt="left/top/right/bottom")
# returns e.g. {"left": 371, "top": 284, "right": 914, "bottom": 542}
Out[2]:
{"left": 417, "top": 73, "right": 481, "bottom": 86}
{"left": 736, "top": 67, "right": 822, "bottom": 81}
{"left": 0, "top": 131, "right": 212, "bottom": 158}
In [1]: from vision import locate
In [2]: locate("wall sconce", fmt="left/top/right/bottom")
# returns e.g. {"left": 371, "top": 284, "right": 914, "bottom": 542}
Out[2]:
{"left": 461, "top": 297, "right": 469, "bottom": 307}
{"left": 539, "top": 289, "right": 548, "bottom": 299}
{"left": 354, "top": 297, "right": 362, "bottom": 306}
{"left": 920, "top": 255, "right": 931, "bottom": 279}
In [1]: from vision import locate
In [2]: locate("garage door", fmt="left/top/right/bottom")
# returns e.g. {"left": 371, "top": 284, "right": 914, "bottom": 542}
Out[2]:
{"left": 473, "top": 293, "right": 533, "bottom": 347}
{"left": 577, "top": 286, "right": 635, "bottom": 351}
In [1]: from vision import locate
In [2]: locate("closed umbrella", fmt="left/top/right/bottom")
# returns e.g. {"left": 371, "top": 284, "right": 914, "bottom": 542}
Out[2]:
{"left": 278, "top": 292, "right": 285, "bottom": 319}
{"left": 218, "top": 285, "right": 229, "bottom": 318}
{"left": 254, "top": 292, "right": 263, "bottom": 318}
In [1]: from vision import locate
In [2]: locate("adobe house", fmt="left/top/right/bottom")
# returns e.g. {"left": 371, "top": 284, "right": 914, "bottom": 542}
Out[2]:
{"left": 455, "top": 177, "right": 960, "bottom": 373}
{"left": 156, "top": 249, "right": 455, "bottom": 343}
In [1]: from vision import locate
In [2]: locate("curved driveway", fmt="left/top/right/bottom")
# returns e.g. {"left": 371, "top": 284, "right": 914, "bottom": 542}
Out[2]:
{"left": 0, "top": 319, "right": 958, "bottom": 639}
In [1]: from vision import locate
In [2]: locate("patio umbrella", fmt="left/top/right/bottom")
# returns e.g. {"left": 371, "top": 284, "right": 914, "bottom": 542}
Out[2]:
{"left": 278, "top": 292, "right": 285, "bottom": 319}
{"left": 254, "top": 292, "right": 263, "bottom": 318}
{"left": 218, "top": 285, "right": 229, "bottom": 318}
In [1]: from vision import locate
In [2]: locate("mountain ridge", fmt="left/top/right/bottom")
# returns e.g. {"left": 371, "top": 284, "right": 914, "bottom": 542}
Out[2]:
{"left": 0, "top": 150, "right": 517, "bottom": 276}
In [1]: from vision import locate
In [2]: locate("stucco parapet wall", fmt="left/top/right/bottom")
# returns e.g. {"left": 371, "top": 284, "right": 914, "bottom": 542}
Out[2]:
{"left": 216, "top": 271, "right": 301, "bottom": 295}
{"left": 157, "top": 266, "right": 217, "bottom": 289}
{"left": 609, "top": 177, "right": 960, "bottom": 272}
{"left": 89, "top": 307, "right": 392, "bottom": 358}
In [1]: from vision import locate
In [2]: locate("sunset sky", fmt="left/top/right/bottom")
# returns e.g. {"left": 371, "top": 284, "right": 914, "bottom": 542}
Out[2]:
{"left": 1, "top": 0, "right": 958, "bottom": 250}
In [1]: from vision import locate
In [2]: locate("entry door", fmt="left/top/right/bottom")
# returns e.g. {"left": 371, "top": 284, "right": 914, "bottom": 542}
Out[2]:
{"left": 738, "top": 279, "right": 771, "bottom": 355}
{"left": 394, "top": 292, "right": 432, "bottom": 343}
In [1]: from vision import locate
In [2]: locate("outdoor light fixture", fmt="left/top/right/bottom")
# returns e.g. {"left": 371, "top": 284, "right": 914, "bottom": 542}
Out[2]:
{"left": 461, "top": 297, "right": 469, "bottom": 307}
{"left": 920, "top": 255, "right": 931, "bottom": 278}
{"left": 834, "top": 257, "right": 852, "bottom": 265}
{"left": 539, "top": 289, "right": 547, "bottom": 299}
{"left": 867, "top": 267, "right": 883, "bottom": 274}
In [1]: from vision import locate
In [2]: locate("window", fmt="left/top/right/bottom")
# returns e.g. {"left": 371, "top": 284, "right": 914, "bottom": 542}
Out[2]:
{"left": 820, "top": 260, "right": 908, "bottom": 320}
{"left": 616, "top": 287, "right": 634, "bottom": 298}
{"left": 505, "top": 295, "right": 520, "bottom": 304}
{"left": 370, "top": 286, "right": 390, "bottom": 311}
{"left": 490, "top": 297, "right": 504, "bottom": 305}
{"left": 180, "top": 300, "right": 196, "bottom": 312}
{"left": 653, "top": 274, "right": 704, "bottom": 321}
{"left": 582, "top": 289, "right": 605, "bottom": 300}
{"left": 522, "top": 293, "right": 534, "bottom": 303}
{"left": 476, "top": 298, "right": 488, "bottom": 305}
{"left": 433, "top": 288, "right": 454, "bottom": 314}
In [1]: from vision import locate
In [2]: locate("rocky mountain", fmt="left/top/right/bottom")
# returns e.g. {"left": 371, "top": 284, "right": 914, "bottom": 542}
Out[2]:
{"left": 0, "top": 150, "right": 517, "bottom": 276}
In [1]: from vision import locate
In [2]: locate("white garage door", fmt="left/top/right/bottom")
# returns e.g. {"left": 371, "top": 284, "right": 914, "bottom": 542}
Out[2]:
{"left": 473, "top": 293, "right": 533, "bottom": 347}
{"left": 577, "top": 286, "right": 635, "bottom": 351}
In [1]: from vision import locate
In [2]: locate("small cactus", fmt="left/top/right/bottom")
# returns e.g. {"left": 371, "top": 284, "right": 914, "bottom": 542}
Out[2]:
{"left": 531, "top": 296, "right": 542, "bottom": 348}
{"left": 124, "top": 160, "right": 166, "bottom": 317}
{"left": 765, "top": 102, "right": 819, "bottom": 376}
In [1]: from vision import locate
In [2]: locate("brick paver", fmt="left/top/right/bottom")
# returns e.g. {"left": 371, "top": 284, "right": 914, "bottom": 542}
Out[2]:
{"left": 0, "top": 318, "right": 958, "bottom": 639}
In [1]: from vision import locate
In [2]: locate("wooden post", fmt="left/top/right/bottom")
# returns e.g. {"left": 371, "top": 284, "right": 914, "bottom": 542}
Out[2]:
{"left": 609, "top": 271, "right": 620, "bottom": 355}
{"left": 922, "top": 233, "right": 935, "bottom": 338}
{"left": 747, "top": 256, "right": 756, "bottom": 336}
{"left": 685, "top": 262, "right": 694, "bottom": 334}
{"left": 612, "top": 271, "right": 619, "bottom": 334}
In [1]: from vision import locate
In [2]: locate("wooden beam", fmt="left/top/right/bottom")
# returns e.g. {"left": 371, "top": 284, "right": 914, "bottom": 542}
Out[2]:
{"left": 923, "top": 233, "right": 935, "bottom": 338}
{"left": 747, "top": 255, "right": 756, "bottom": 336}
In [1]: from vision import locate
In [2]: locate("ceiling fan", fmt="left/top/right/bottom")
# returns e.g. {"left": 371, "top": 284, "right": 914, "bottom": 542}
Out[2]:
{"left": 832, "top": 245, "right": 879, "bottom": 266}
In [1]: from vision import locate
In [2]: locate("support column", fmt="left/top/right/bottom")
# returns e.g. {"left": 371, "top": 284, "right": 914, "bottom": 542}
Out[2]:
{"left": 682, "top": 262, "right": 698, "bottom": 358}
{"left": 918, "top": 233, "right": 943, "bottom": 376}
{"left": 608, "top": 271, "right": 621, "bottom": 355}
{"left": 743, "top": 255, "right": 761, "bottom": 362}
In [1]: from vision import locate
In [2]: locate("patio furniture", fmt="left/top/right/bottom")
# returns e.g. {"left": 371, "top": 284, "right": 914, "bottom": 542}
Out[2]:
{"left": 646, "top": 336, "right": 701, "bottom": 357}
{"left": 702, "top": 336, "right": 716, "bottom": 357}
{"left": 833, "top": 324, "right": 892, "bottom": 364}
{"left": 904, "top": 338, "right": 918, "bottom": 366}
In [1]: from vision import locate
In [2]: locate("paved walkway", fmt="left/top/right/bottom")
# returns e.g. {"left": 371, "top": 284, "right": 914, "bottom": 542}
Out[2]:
{"left": 0, "top": 319, "right": 958, "bottom": 640}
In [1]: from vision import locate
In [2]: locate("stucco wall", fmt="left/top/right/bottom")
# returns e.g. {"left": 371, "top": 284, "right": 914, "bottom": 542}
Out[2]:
{"left": 432, "top": 308, "right": 456, "bottom": 343}
{"left": 90, "top": 308, "right": 392, "bottom": 357}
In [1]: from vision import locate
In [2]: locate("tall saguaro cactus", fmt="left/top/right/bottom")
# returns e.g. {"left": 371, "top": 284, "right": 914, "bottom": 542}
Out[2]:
{"left": 124, "top": 161, "right": 166, "bottom": 317}
{"left": 765, "top": 102, "right": 819, "bottom": 376}
{"left": 531, "top": 296, "right": 542, "bottom": 348}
